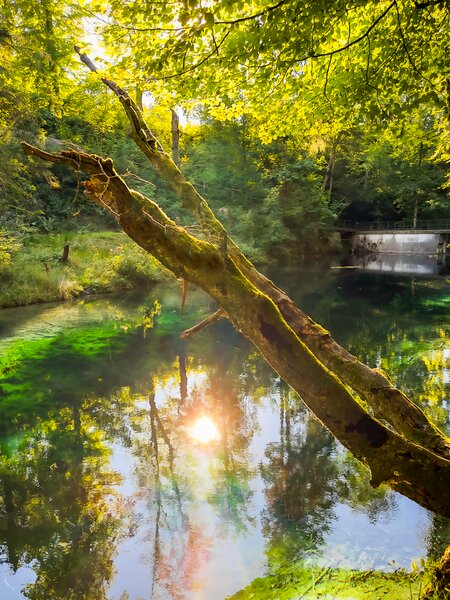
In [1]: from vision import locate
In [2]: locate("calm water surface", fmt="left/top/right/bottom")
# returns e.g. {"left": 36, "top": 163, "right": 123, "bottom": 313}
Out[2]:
{"left": 0, "top": 262, "right": 449, "bottom": 599}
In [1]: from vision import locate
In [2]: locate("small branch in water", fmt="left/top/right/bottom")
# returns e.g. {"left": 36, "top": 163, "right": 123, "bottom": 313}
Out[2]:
{"left": 180, "top": 279, "right": 189, "bottom": 313}
{"left": 180, "top": 309, "right": 226, "bottom": 339}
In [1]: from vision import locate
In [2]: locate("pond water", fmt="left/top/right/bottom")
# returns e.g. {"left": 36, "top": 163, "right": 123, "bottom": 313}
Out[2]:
{"left": 0, "top": 261, "right": 449, "bottom": 599}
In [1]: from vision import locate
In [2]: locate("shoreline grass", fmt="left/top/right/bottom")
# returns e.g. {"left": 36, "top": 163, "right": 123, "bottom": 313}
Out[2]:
{"left": 0, "top": 231, "right": 170, "bottom": 308}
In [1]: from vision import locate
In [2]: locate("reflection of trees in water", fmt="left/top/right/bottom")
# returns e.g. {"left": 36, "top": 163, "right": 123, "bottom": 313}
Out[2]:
{"left": 290, "top": 272, "right": 450, "bottom": 434}
{"left": 335, "top": 454, "right": 398, "bottom": 525}
{"left": 0, "top": 396, "right": 126, "bottom": 599}
{"left": 0, "top": 299, "right": 264, "bottom": 599}
{"left": 2, "top": 285, "right": 442, "bottom": 597}
{"left": 0, "top": 299, "right": 187, "bottom": 599}
{"left": 198, "top": 341, "right": 258, "bottom": 533}
{"left": 260, "top": 382, "right": 398, "bottom": 572}
{"left": 0, "top": 306, "right": 166, "bottom": 597}
{"left": 261, "top": 385, "right": 340, "bottom": 569}
{"left": 128, "top": 342, "right": 261, "bottom": 599}
{"left": 205, "top": 396, "right": 256, "bottom": 534}
{"left": 147, "top": 388, "right": 197, "bottom": 600}
{"left": 426, "top": 515, "right": 450, "bottom": 562}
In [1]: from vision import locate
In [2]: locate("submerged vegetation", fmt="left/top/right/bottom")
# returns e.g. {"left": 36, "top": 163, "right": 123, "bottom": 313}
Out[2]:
{"left": 229, "top": 563, "right": 427, "bottom": 599}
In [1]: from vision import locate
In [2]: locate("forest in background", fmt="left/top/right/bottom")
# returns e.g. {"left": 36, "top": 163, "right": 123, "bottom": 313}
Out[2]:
{"left": 1, "top": 0, "right": 449, "bottom": 269}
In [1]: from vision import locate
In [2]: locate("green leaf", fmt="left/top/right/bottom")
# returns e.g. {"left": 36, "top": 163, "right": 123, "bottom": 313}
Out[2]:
{"left": 204, "top": 12, "right": 214, "bottom": 28}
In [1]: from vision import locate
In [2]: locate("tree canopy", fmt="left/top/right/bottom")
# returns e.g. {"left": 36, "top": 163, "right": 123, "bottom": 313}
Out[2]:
{"left": 95, "top": 0, "right": 450, "bottom": 144}
{"left": 0, "top": 0, "right": 448, "bottom": 237}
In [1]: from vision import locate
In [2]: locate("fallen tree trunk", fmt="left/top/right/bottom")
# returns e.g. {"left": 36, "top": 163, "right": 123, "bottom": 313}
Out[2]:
{"left": 22, "top": 141, "right": 450, "bottom": 517}
{"left": 20, "top": 49, "right": 450, "bottom": 517}
{"left": 70, "top": 47, "right": 450, "bottom": 461}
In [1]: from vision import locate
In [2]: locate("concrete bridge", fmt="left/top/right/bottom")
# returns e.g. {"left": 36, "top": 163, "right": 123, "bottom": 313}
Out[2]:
{"left": 337, "top": 220, "right": 450, "bottom": 255}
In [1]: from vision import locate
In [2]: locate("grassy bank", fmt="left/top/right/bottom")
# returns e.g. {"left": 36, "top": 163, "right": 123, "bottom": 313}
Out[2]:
{"left": 0, "top": 232, "right": 170, "bottom": 308}
{"left": 228, "top": 563, "right": 433, "bottom": 599}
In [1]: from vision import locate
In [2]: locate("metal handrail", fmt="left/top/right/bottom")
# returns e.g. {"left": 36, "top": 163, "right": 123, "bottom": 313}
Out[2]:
{"left": 337, "top": 219, "right": 450, "bottom": 232}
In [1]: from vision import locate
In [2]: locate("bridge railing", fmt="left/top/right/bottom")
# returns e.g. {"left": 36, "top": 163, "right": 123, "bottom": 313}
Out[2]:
{"left": 337, "top": 219, "right": 450, "bottom": 232}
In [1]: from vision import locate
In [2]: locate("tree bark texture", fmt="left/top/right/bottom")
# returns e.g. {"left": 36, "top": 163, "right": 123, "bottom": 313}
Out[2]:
{"left": 21, "top": 50, "right": 450, "bottom": 517}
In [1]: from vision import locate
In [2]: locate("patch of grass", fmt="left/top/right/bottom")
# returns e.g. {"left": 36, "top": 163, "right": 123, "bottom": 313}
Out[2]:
{"left": 228, "top": 563, "right": 430, "bottom": 599}
{"left": 0, "top": 232, "right": 170, "bottom": 308}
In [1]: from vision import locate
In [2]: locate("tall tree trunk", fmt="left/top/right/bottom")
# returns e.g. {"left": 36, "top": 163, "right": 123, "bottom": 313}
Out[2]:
{"left": 136, "top": 86, "right": 143, "bottom": 111}
{"left": 322, "top": 134, "right": 340, "bottom": 199}
{"left": 446, "top": 78, "right": 450, "bottom": 133}
{"left": 42, "top": 0, "right": 60, "bottom": 110}
{"left": 171, "top": 109, "right": 180, "bottom": 167}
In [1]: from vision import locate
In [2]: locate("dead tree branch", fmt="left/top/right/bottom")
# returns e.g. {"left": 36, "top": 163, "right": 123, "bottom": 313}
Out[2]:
{"left": 180, "top": 309, "right": 226, "bottom": 339}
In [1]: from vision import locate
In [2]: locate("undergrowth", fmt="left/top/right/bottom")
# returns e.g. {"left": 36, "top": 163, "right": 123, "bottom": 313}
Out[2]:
{"left": 0, "top": 231, "right": 170, "bottom": 308}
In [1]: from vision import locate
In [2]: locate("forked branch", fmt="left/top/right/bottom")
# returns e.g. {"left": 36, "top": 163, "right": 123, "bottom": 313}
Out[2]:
{"left": 20, "top": 48, "right": 450, "bottom": 516}
{"left": 21, "top": 138, "right": 450, "bottom": 516}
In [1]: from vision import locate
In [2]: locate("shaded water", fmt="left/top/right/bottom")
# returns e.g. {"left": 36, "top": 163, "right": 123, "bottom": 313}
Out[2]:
{"left": 0, "top": 264, "right": 449, "bottom": 599}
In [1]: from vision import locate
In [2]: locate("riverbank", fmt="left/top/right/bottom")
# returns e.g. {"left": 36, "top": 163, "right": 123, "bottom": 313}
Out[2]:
{"left": 0, "top": 231, "right": 170, "bottom": 308}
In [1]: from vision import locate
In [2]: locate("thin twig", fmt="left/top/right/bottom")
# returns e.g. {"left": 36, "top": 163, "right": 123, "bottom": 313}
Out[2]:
{"left": 154, "top": 30, "right": 231, "bottom": 80}
{"left": 304, "top": 2, "right": 395, "bottom": 60}
{"left": 215, "top": 0, "right": 287, "bottom": 25}
{"left": 122, "top": 170, "right": 156, "bottom": 188}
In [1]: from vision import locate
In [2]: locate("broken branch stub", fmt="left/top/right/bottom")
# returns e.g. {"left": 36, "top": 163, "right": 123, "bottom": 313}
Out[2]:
{"left": 180, "top": 309, "right": 226, "bottom": 339}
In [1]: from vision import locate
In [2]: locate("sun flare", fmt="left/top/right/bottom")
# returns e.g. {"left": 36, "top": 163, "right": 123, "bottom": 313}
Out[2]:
{"left": 188, "top": 416, "right": 221, "bottom": 444}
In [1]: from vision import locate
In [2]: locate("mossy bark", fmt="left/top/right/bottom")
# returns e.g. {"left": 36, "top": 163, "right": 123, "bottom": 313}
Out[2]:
{"left": 21, "top": 142, "right": 450, "bottom": 517}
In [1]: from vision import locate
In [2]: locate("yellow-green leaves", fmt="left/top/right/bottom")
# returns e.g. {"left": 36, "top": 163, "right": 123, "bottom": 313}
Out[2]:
{"left": 86, "top": 0, "right": 449, "bottom": 150}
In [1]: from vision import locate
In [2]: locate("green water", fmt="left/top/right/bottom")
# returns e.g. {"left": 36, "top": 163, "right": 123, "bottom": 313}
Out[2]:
{"left": 0, "top": 264, "right": 449, "bottom": 599}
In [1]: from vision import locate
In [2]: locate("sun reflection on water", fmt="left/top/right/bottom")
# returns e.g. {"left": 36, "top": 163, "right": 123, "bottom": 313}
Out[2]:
{"left": 188, "top": 416, "right": 221, "bottom": 444}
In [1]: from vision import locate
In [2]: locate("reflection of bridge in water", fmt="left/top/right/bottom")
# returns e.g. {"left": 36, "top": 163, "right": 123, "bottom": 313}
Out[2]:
{"left": 337, "top": 220, "right": 450, "bottom": 257}
{"left": 347, "top": 253, "right": 450, "bottom": 277}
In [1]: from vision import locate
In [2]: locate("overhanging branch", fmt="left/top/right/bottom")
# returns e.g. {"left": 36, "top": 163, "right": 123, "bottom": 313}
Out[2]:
{"left": 180, "top": 309, "right": 226, "bottom": 339}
